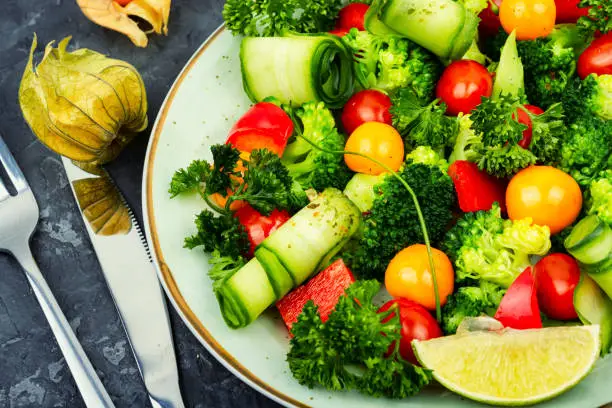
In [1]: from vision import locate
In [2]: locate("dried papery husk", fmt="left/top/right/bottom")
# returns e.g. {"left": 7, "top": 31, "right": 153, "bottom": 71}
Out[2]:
{"left": 19, "top": 35, "right": 148, "bottom": 173}
{"left": 73, "top": 173, "right": 132, "bottom": 235}
{"left": 77, "top": 0, "right": 171, "bottom": 47}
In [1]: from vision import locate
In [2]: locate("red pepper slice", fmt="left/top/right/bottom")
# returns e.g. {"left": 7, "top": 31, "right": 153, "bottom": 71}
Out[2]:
{"left": 226, "top": 102, "right": 294, "bottom": 155}
{"left": 234, "top": 204, "right": 290, "bottom": 257}
{"left": 276, "top": 259, "right": 355, "bottom": 332}
{"left": 494, "top": 267, "right": 543, "bottom": 330}
{"left": 448, "top": 160, "right": 507, "bottom": 213}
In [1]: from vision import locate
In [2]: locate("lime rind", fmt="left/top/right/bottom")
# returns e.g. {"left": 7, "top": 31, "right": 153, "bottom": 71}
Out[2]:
{"left": 413, "top": 325, "right": 601, "bottom": 406}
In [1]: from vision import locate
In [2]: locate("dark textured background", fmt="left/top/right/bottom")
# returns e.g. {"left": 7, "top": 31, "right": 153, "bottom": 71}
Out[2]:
{"left": 0, "top": 1, "right": 279, "bottom": 407}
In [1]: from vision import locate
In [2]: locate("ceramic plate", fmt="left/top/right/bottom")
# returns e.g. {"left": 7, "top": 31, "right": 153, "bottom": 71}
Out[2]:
{"left": 142, "top": 25, "right": 612, "bottom": 408}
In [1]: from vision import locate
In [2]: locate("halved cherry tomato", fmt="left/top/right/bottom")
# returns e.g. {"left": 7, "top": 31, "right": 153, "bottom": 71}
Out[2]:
{"left": 578, "top": 33, "right": 612, "bottom": 79}
{"left": 506, "top": 166, "right": 582, "bottom": 234}
{"left": 534, "top": 253, "right": 580, "bottom": 320}
{"left": 226, "top": 102, "right": 294, "bottom": 155}
{"left": 385, "top": 244, "right": 455, "bottom": 311}
{"left": 555, "top": 0, "right": 589, "bottom": 23}
{"left": 341, "top": 89, "right": 393, "bottom": 135}
{"left": 329, "top": 28, "right": 350, "bottom": 37}
{"left": 379, "top": 298, "right": 442, "bottom": 365}
{"left": 234, "top": 204, "right": 290, "bottom": 256}
{"left": 494, "top": 267, "right": 542, "bottom": 330}
{"left": 335, "top": 3, "right": 370, "bottom": 31}
{"left": 514, "top": 104, "right": 545, "bottom": 149}
{"left": 500, "top": 0, "right": 556, "bottom": 40}
{"left": 479, "top": 0, "right": 503, "bottom": 38}
{"left": 435, "top": 60, "right": 493, "bottom": 116}
{"left": 344, "top": 122, "right": 404, "bottom": 175}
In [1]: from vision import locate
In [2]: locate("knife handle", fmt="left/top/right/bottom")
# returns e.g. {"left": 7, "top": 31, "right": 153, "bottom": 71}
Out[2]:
{"left": 12, "top": 244, "right": 115, "bottom": 408}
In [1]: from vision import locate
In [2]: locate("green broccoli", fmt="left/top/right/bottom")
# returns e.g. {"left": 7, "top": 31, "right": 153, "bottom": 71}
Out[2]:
{"left": 281, "top": 102, "right": 353, "bottom": 192}
{"left": 558, "top": 113, "right": 612, "bottom": 187}
{"left": 405, "top": 146, "right": 450, "bottom": 174}
{"left": 449, "top": 96, "right": 565, "bottom": 178}
{"left": 563, "top": 74, "right": 612, "bottom": 122}
{"left": 441, "top": 281, "right": 506, "bottom": 334}
{"left": 343, "top": 29, "right": 442, "bottom": 98}
{"left": 223, "top": 0, "right": 343, "bottom": 37}
{"left": 344, "top": 154, "right": 455, "bottom": 280}
{"left": 585, "top": 171, "right": 612, "bottom": 225}
{"left": 443, "top": 203, "right": 552, "bottom": 288}
{"left": 391, "top": 88, "right": 458, "bottom": 153}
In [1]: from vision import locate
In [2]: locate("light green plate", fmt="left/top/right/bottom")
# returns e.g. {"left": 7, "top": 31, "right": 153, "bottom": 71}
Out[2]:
{"left": 142, "top": 25, "right": 612, "bottom": 408}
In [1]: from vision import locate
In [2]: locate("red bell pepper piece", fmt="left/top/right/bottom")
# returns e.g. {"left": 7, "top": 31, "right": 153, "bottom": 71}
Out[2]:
{"left": 555, "top": 0, "right": 590, "bottom": 24}
{"left": 276, "top": 259, "right": 355, "bottom": 332}
{"left": 226, "top": 102, "right": 294, "bottom": 156}
{"left": 448, "top": 160, "right": 507, "bottom": 213}
{"left": 494, "top": 267, "right": 543, "bottom": 330}
{"left": 234, "top": 204, "right": 290, "bottom": 257}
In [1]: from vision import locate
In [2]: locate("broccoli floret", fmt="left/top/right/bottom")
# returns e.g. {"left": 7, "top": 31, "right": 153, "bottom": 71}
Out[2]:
{"left": 516, "top": 25, "right": 589, "bottom": 108}
{"left": 343, "top": 29, "right": 442, "bottom": 98}
{"left": 223, "top": 0, "right": 342, "bottom": 37}
{"left": 391, "top": 88, "right": 458, "bottom": 152}
{"left": 344, "top": 157, "right": 455, "bottom": 280}
{"left": 563, "top": 74, "right": 612, "bottom": 122}
{"left": 441, "top": 281, "right": 506, "bottom": 335}
{"left": 558, "top": 113, "right": 612, "bottom": 186}
{"left": 282, "top": 102, "right": 353, "bottom": 192}
{"left": 586, "top": 171, "right": 612, "bottom": 225}
{"left": 443, "top": 203, "right": 551, "bottom": 288}
{"left": 405, "top": 146, "right": 449, "bottom": 174}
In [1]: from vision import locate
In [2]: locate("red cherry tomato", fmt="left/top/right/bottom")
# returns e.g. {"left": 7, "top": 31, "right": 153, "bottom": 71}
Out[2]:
{"left": 534, "top": 253, "right": 580, "bottom": 320}
{"left": 479, "top": 0, "right": 503, "bottom": 38}
{"left": 226, "top": 102, "right": 294, "bottom": 155}
{"left": 514, "top": 104, "right": 545, "bottom": 149}
{"left": 555, "top": 0, "right": 589, "bottom": 23}
{"left": 578, "top": 33, "right": 612, "bottom": 79}
{"left": 329, "top": 28, "right": 350, "bottom": 37}
{"left": 234, "top": 204, "right": 290, "bottom": 257}
{"left": 494, "top": 267, "right": 542, "bottom": 330}
{"left": 378, "top": 298, "right": 442, "bottom": 365}
{"left": 114, "top": 0, "right": 132, "bottom": 5}
{"left": 341, "top": 90, "right": 393, "bottom": 135}
{"left": 435, "top": 60, "right": 493, "bottom": 116}
{"left": 335, "top": 3, "right": 370, "bottom": 31}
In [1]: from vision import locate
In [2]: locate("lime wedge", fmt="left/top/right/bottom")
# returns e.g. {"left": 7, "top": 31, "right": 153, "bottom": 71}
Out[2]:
{"left": 413, "top": 325, "right": 601, "bottom": 406}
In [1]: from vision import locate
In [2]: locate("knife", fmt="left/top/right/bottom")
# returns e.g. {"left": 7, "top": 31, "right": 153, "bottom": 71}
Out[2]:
{"left": 61, "top": 156, "right": 185, "bottom": 408}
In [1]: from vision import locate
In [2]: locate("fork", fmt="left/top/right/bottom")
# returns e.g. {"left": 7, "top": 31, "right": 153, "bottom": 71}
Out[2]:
{"left": 0, "top": 136, "right": 114, "bottom": 407}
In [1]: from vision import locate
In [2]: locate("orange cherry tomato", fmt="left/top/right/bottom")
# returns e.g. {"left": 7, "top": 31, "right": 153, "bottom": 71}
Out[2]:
{"left": 500, "top": 0, "right": 556, "bottom": 40}
{"left": 344, "top": 122, "right": 404, "bottom": 175}
{"left": 506, "top": 166, "right": 582, "bottom": 234}
{"left": 385, "top": 244, "right": 455, "bottom": 311}
{"left": 210, "top": 154, "right": 249, "bottom": 211}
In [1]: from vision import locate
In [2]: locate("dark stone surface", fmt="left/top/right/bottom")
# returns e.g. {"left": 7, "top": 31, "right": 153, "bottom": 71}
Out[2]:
{"left": 0, "top": 1, "right": 279, "bottom": 407}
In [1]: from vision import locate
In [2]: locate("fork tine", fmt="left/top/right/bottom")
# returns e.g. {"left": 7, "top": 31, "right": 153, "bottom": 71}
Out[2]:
{"left": 0, "top": 135, "right": 29, "bottom": 193}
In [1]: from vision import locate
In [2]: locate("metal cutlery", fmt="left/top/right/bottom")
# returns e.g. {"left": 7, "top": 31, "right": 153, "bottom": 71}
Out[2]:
{"left": 0, "top": 135, "right": 114, "bottom": 407}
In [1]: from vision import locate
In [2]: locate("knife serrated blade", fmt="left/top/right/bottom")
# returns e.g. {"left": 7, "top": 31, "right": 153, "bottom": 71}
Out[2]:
{"left": 61, "top": 156, "right": 185, "bottom": 408}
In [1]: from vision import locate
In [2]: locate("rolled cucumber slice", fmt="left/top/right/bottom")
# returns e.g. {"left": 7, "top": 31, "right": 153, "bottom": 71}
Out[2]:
{"left": 565, "top": 215, "right": 612, "bottom": 265}
{"left": 492, "top": 30, "right": 525, "bottom": 99}
{"left": 574, "top": 273, "right": 612, "bottom": 355}
{"left": 240, "top": 33, "right": 354, "bottom": 108}
{"left": 215, "top": 188, "right": 361, "bottom": 329}
{"left": 367, "top": 0, "right": 478, "bottom": 61}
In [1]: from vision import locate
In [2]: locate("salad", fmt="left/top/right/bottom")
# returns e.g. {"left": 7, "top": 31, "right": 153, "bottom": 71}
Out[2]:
{"left": 169, "top": 0, "right": 611, "bottom": 405}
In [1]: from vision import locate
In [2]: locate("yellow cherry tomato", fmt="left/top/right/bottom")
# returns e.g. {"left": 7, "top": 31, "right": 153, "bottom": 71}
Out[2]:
{"left": 344, "top": 122, "right": 404, "bottom": 175}
{"left": 385, "top": 244, "right": 454, "bottom": 311}
{"left": 506, "top": 166, "right": 582, "bottom": 234}
{"left": 500, "top": 0, "right": 556, "bottom": 40}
